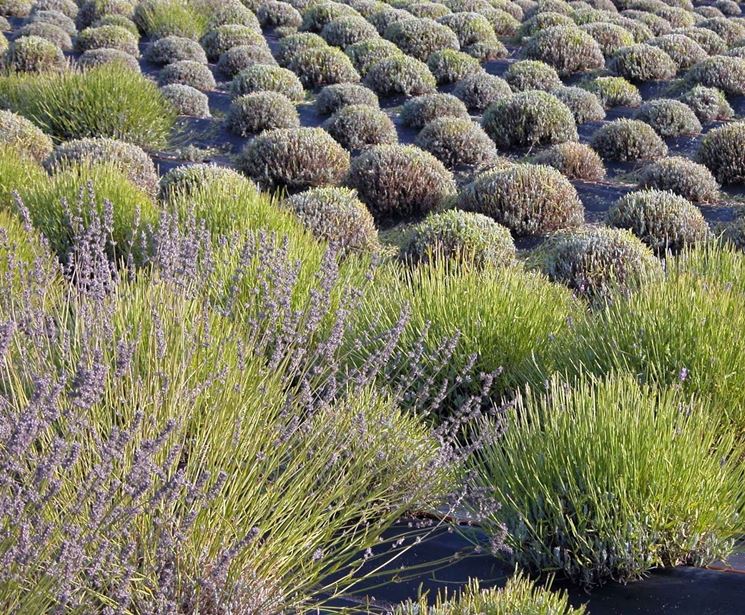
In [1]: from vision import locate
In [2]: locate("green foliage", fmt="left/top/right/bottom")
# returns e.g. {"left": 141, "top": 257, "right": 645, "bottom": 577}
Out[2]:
{"left": 638, "top": 156, "right": 719, "bottom": 203}
{"left": 320, "top": 14, "right": 378, "bottom": 47}
{"left": 217, "top": 45, "right": 277, "bottom": 78}
{"left": 314, "top": 82, "right": 379, "bottom": 114}
{"left": 0, "top": 109, "right": 53, "bottom": 162}
{"left": 76, "top": 24, "right": 139, "bottom": 56}
{"left": 301, "top": 1, "right": 361, "bottom": 33}
{"left": 590, "top": 119, "right": 667, "bottom": 162}
{"left": 5, "top": 35, "right": 66, "bottom": 73}
{"left": 697, "top": 122, "right": 745, "bottom": 184}
{"left": 230, "top": 64, "right": 305, "bottom": 101}
{"left": 687, "top": 56, "right": 745, "bottom": 96}
{"left": 649, "top": 33, "right": 707, "bottom": 70}
{"left": 344, "top": 37, "right": 401, "bottom": 76}
{"left": 610, "top": 43, "right": 676, "bottom": 81}
{"left": 518, "top": 10, "right": 573, "bottom": 39}
{"left": 133, "top": 0, "right": 210, "bottom": 39}
{"left": 633, "top": 98, "right": 701, "bottom": 137}
{"left": 550, "top": 86, "right": 605, "bottom": 124}
{"left": 427, "top": 49, "right": 481, "bottom": 85}
{"left": 288, "top": 46, "right": 361, "bottom": 88}
{"left": 226, "top": 92, "right": 300, "bottom": 136}
{"left": 276, "top": 31, "right": 327, "bottom": 66}
{"left": 160, "top": 83, "right": 210, "bottom": 117}
{"left": 452, "top": 72, "right": 511, "bottom": 112}
{"left": 580, "top": 75, "right": 641, "bottom": 108}
{"left": 78, "top": 48, "right": 141, "bottom": 72}
{"left": 680, "top": 85, "right": 733, "bottom": 124}
{"left": 16, "top": 22, "right": 73, "bottom": 50}
{"left": 581, "top": 22, "right": 635, "bottom": 56}
{"left": 258, "top": 0, "right": 302, "bottom": 28}
{"left": 145, "top": 34, "right": 207, "bottom": 65}
{"left": 158, "top": 59, "right": 216, "bottom": 90}
{"left": 437, "top": 11, "right": 498, "bottom": 47}
{"left": 533, "top": 141, "right": 605, "bottom": 181}
{"left": 400, "top": 92, "right": 468, "bottom": 129}
{"left": 200, "top": 24, "right": 264, "bottom": 62}
{"left": 524, "top": 25, "right": 604, "bottom": 75}
{"left": 363, "top": 54, "right": 437, "bottom": 97}
{"left": 503, "top": 60, "right": 562, "bottom": 92}
{"left": 0, "top": 145, "right": 47, "bottom": 209}
{"left": 383, "top": 17, "right": 460, "bottom": 61}
{"left": 414, "top": 116, "right": 497, "bottom": 168}
{"left": 322, "top": 104, "right": 396, "bottom": 150}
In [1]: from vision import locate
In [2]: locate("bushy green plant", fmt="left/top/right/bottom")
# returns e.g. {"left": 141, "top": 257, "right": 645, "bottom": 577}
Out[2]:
{"left": 363, "top": 54, "right": 437, "bottom": 96}
{"left": 503, "top": 59, "right": 562, "bottom": 92}
{"left": 383, "top": 17, "right": 460, "bottom": 61}
{"left": 549, "top": 85, "right": 604, "bottom": 124}
{"left": 258, "top": 0, "right": 303, "bottom": 28}
{"left": 437, "top": 11, "right": 498, "bottom": 47}
{"left": 679, "top": 85, "right": 733, "bottom": 123}
{"left": 16, "top": 22, "right": 73, "bottom": 50}
{"left": 226, "top": 91, "right": 300, "bottom": 136}
{"left": 452, "top": 72, "right": 511, "bottom": 112}
{"left": 580, "top": 75, "right": 641, "bottom": 108}
{"left": 158, "top": 59, "right": 216, "bottom": 90}
{"left": 276, "top": 31, "right": 326, "bottom": 66}
{"left": 76, "top": 24, "right": 139, "bottom": 56}
{"left": 649, "top": 33, "right": 707, "bottom": 70}
{"left": 92, "top": 13, "right": 138, "bottom": 34}
{"left": 524, "top": 25, "right": 604, "bottom": 75}
{"left": 580, "top": 21, "right": 635, "bottom": 56}
{"left": 78, "top": 48, "right": 141, "bottom": 72}
{"left": 407, "top": 1, "right": 452, "bottom": 19}
{"left": 133, "top": 0, "right": 208, "bottom": 39}
{"left": 696, "top": 122, "right": 745, "bottom": 185}
{"left": 400, "top": 92, "right": 468, "bottom": 128}
{"left": 699, "top": 16, "right": 745, "bottom": 45}
{"left": 217, "top": 44, "right": 277, "bottom": 78}
{"left": 344, "top": 37, "right": 401, "bottom": 75}
{"left": 230, "top": 64, "right": 306, "bottom": 101}
{"left": 638, "top": 156, "right": 719, "bottom": 203}
{"left": 158, "top": 161, "right": 246, "bottom": 200}
{"left": 239, "top": 127, "right": 350, "bottom": 189}
{"left": 0, "top": 0, "right": 30, "bottom": 16}
{"left": 607, "top": 188, "right": 708, "bottom": 252}
{"left": 30, "top": 8, "right": 77, "bottom": 34}
{"left": 0, "top": 144, "right": 47, "bottom": 209}
{"left": 314, "top": 82, "right": 379, "bottom": 114}
{"left": 160, "top": 83, "right": 210, "bottom": 116}
{"left": 481, "top": 6, "right": 519, "bottom": 36}
{"left": 322, "top": 103, "right": 396, "bottom": 150}
{"left": 687, "top": 56, "right": 745, "bottom": 97}
{"left": 610, "top": 43, "right": 676, "bottom": 81}
{"left": 200, "top": 24, "right": 263, "bottom": 62}
{"left": 207, "top": 0, "right": 261, "bottom": 30}
{"left": 462, "top": 38, "right": 508, "bottom": 61}
{"left": 288, "top": 46, "right": 361, "bottom": 87}
{"left": 715, "top": 0, "right": 740, "bottom": 15}
{"left": 633, "top": 98, "right": 701, "bottom": 137}
{"left": 145, "top": 34, "right": 207, "bottom": 64}
{"left": 78, "top": 0, "right": 134, "bottom": 29}
{"left": 481, "top": 90, "right": 577, "bottom": 148}
{"left": 471, "top": 373, "right": 745, "bottom": 589}
{"left": 346, "top": 144, "right": 455, "bottom": 219}
{"left": 301, "top": 1, "right": 361, "bottom": 32}
{"left": 426, "top": 48, "right": 481, "bottom": 84}
{"left": 675, "top": 26, "right": 726, "bottom": 54}
{"left": 533, "top": 141, "right": 605, "bottom": 181}
{"left": 403, "top": 209, "right": 515, "bottom": 267}
{"left": 320, "top": 14, "right": 378, "bottom": 46}
{"left": 34, "top": 0, "right": 77, "bottom": 19}
{"left": 5, "top": 35, "right": 66, "bottom": 73}
{"left": 518, "top": 10, "right": 574, "bottom": 38}
{"left": 414, "top": 116, "right": 497, "bottom": 168}
{"left": 590, "top": 119, "right": 667, "bottom": 162}
{"left": 0, "top": 109, "right": 53, "bottom": 162}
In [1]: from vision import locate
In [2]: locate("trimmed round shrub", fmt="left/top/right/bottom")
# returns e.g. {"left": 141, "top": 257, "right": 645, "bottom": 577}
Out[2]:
{"left": 238, "top": 127, "right": 350, "bottom": 189}
{"left": 257, "top": 0, "right": 303, "bottom": 28}
{"left": 580, "top": 75, "right": 641, "bottom": 108}
{"left": 200, "top": 25, "right": 264, "bottom": 62}
{"left": 343, "top": 0, "right": 384, "bottom": 18}
{"left": 286, "top": 186, "right": 378, "bottom": 252}
{"left": 344, "top": 37, "right": 401, "bottom": 76}
{"left": 695, "top": 5, "right": 724, "bottom": 19}
{"left": 226, "top": 91, "right": 300, "bottom": 135}
{"left": 216, "top": 45, "right": 277, "bottom": 78}
{"left": 363, "top": 54, "right": 437, "bottom": 97}
{"left": 452, "top": 72, "right": 511, "bottom": 112}
{"left": 535, "top": 226, "right": 660, "bottom": 300}
{"left": 590, "top": 119, "right": 667, "bottom": 161}
{"left": 159, "top": 60, "right": 216, "bottom": 91}
{"left": 605, "top": 15, "right": 653, "bottom": 43}
{"left": 697, "top": 122, "right": 745, "bottom": 185}
{"left": 346, "top": 144, "right": 455, "bottom": 218}
{"left": 322, "top": 104, "right": 396, "bottom": 150}
{"left": 674, "top": 27, "right": 726, "bottom": 55}
{"left": 607, "top": 189, "right": 708, "bottom": 252}
{"left": 77, "top": 0, "right": 134, "bottom": 28}
{"left": 16, "top": 22, "right": 72, "bottom": 50}
{"left": 383, "top": 17, "right": 460, "bottom": 62}
{"left": 158, "top": 162, "right": 246, "bottom": 199}
{"left": 415, "top": 117, "right": 497, "bottom": 168}
{"left": 276, "top": 31, "right": 326, "bottom": 66}
{"left": 524, "top": 25, "right": 604, "bottom": 76}
{"left": 438, "top": 11, "right": 498, "bottom": 47}
{"left": 518, "top": 11, "right": 574, "bottom": 39}
{"left": 458, "top": 164, "right": 584, "bottom": 235}
{"left": 482, "top": 91, "right": 578, "bottom": 149}
{"left": 315, "top": 83, "right": 379, "bottom": 114}
{"left": 30, "top": 9, "right": 77, "bottom": 35}
{"left": 45, "top": 136, "right": 159, "bottom": 197}
{"left": 407, "top": 2, "right": 452, "bottom": 19}
{"left": 404, "top": 209, "right": 516, "bottom": 266}
{"left": 92, "top": 14, "right": 138, "bottom": 34}
{"left": 610, "top": 43, "right": 676, "bottom": 81}
{"left": 638, "top": 156, "right": 719, "bottom": 203}
{"left": 622, "top": 9, "right": 671, "bottom": 37}
{"left": 76, "top": 24, "right": 139, "bottom": 56}
{"left": 687, "top": 56, "right": 745, "bottom": 97}
{"left": 580, "top": 22, "right": 635, "bottom": 56}
{"left": 301, "top": 1, "right": 361, "bottom": 32}
{"left": 0, "top": 0, "right": 30, "bottom": 17}
{"left": 207, "top": 0, "right": 261, "bottom": 30}
{"left": 400, "top": 92, "right": 468, "bottom": 128}
{"left": 78, "top": 48, "right": 141, "bottom": 71}
{"left": 0, "top": 15, "right": 8, "bottom": 31}
{"left": 230, "top": 64, "right": 305, "bottom": 101}
{"left": 426, "top": 48, "right": 481, "bottom": 84}
{"left": 288, "top": 46, "right": 361, "bottom": 87}
{"left": 368, "top": 6, "right": 411, "bottom": 35}
{"left": 504, "top": 60, "right": 562, "bottom": 92}
{"left": 160, "top": 83, "right": 211, "bottom": 117}
{"left": 5, "top": 35, "right": 66, "bottom": 72}
{"left": 321, "top": 15, "right": 378, "bottom": 47}
{"left": 533, "top": 141, "right": 605, "bottom": 181}
{"left": 463, "top": 39, "right": 508, "bottom": 61}
{"left": 634, "top": 98, "right": 701, "bottom": 137}
{"left": 551, "top": 85, "right": 605, "bottom": 124}
{"left": 33, "top": 0, "right": 77, "bottom": 19}
{"left": 715, "top": 0, "right": 740, "bottom": 16}
{"left": 481, "top": 7, "right": 519, "bottom": 36}
{"left": 649, "top": 33, "right": 707, "bottom": 70}
{"left": 699, "top": 16, "right": 745, "bottom": 46}
{"left": 680, "top": 85, "right": 733, "bottom": 124}
{"left": 145, "top": 35, "right": 207, "bottom": 65}
{"left": 0, "top": 110, "right": 53, "bottom": 162}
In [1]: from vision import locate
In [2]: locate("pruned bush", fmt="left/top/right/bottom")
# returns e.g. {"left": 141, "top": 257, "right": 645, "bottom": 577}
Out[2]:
{"left": 687, "top": 56, "right": 745, "bottom": 97}
{"left": 426, "top": 48, "right": 481, "bottom": 84}
{"left": 130, "top": 0, "right": 207, "bottom": 39}
{"left": 346, "top": 144, "right": 455, "bottom": 218}
{"left": 314, "top": 82, "right": 379, "bottom": 114}
{"left": 158, "top": 162, "right": 246, "bottom": 199}
{"left": 458, "top": 163, "right": 584, "bottom": 235}
{"left": 607, "top": 189, "right": 708, "bottom": 252}
{"left": 322, "top": 104, "right": 396, "bottom": 150}
{"left": 407, "top": 1, "right": 452, "bottom": 19}
{"left": 400, "top": 92, "right": 468, "bottom": 128}
{"left": 368, "top": 6, "right": 410, "bottom": 35}
{"left": 471, "top": 373, "right": 745, "bottom": 590}
{"left": 534, "top": 226, "right": 660, "bottom": 300}
{"left": 482, "top": 90, "right": 577, "bottom": 149}
{"left": 30, "top": 9, "right": 77, "bottom": 35}
{"left": 437, "top": 11, "right": 498, "bottom": 47}
{"left": 288, "top": 46, "right": 361, "bottom": 87}
{"left": 45, "top": 136, "right": 159, "bottom": 197}
{"left": 715, "top": 0, "right": 740, "bottom": 16}
{"left": 679, "top": 85, "right": 733, "bottom": 124}
{"left": 200, "top": 24, "right": 263, "bottom": 62}
{"left": 363, "top": 54, "right": 437, "bottom": 97}
{"left": 580, "top": 75, "right": 641, "bottom": 108}
{"left": 634, "top": 98, "right": 701, "bottom": 137}
{"left": 481, "top": 6, "right": 519, "bottom": 36}
{"left": 504, "top": 60, "right": 562, "bottom": 92}
{"left": 230, "top": 64, "right": 306, "bottom": 101}
{"left": 321, "top": 14, "right": 378, "bottom": 47}
{"left": 77, "top": 47, "right": 141, "bottom": 71}
{"left": 403, "top": 209, "right": 516, "bottom": 267}
{"left": 695, "top": 5, "right": 724, "bottom": 19}
{"left": 518, "top": 10, "right": 574, "bottom": 38}
{"left": 238, "top": 127, "right": 350, "bottom": 189}
{"left": 383, "top": 17, "right": 460, "bottom": 61}
{"left": 159, "top": 59, "right": 216, "bottom": 90}
{"left": 638, "top": 156, "right": 719, "bottom": 203}
{"left": 610, "top": 43, "right": 676, "bottom": 81}
{"left": 78, "top": 0, "right": 135, "bottom": 29}
{"left": 590, "top": 119, "right": 667, "bottom": 162}
{"left": 344, "top": 37, "right": 401, "bottom": 76}
{"left": 0, "top": 109, "right": 54, "bottom": 162}
{"left": 452, "top": 72, "right": 511, "bottom": 112}
{"left": 697, "top": 122, "right": 745, "bottom": 185}
{"left": 649, "top": 33, "right": 707, "bottom": 70}
{"left": 551, "top": 85, "right": 605, "bottom": 124}
{"left": 301, "top": 1, "right": 360, "bottom": 32}
{"left": 145, "top": 35, "right": 207, "bottom": 65}
{"left": 257, "top": 0, "right": 303, "bottom": 28}
{"left": 286, "top": 186, "right": 378, "bottom": 252}
{"left": 699, "top": 16, "right": 745, "bottom": 46}
{"left": 226, "top": 91, "right": 300, "bottom": 136}
{"left": 160, "top": 83, "right": 210, "bottom": 117}
{"left": 580, "top": 22, "right": 634, "bottom": 56}
{"left": 534, "top": 141, "right": 605, "bottom": 181}
{"left": 207, "top": 0, "right": 261, "bottom": 30}
{"left": 675, "top": 26, "right": 726, "bottom": 55}
{"left": 216, "top": 45, "right": 277, "bottom": 78}
{"left": 414, "top": 116, "right": 497, "bottom": 168}
{"left": 5, "top": 35, "right": 66, "bottom": 72}
{"left": 622, "top": 9, "right": 671, "bottom": 37}
{"left": 76, "top": 24, "right": 139, "bottom": 56}
{"left": 16, "top": 22, "right": 73, "bottom": 50}
{"left": 34, "top": 0, "right": 77, "bottom": 18}
{"left": 92, "top": 13, "right": 138, "bottom": 34}
{"left": 276, "top": 31, "right": 326, "bottom": 66}
{"left": 0, "top": 0, "right": 30, "bottom": 17}
{"left": 524, "top": 25, "right": 604, "bottom": 75}
{"left": 463, "top": 38, "right": 508, "bottom": 61}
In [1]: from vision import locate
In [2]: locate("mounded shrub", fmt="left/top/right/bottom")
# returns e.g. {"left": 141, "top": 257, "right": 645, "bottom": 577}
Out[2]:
{"left": 78, "top": 47, "right": 141, "bottom": 71}
{"left": 400, "top": 92, "right": 468, "bottom": 128}
{"left": 0, "top": 109, "right": 54, "bottom": 162}
{"left": 481, "top": 90, "right": 578, "bottom": 149}
{"left": 78, "top": 0, "right": 135, "bottom": 29}
{"left": 649, "top": 33, "right": 707, "bottom": 70}
{"left": 533, "top": 141, "right": 605, "bottom": 181}
{"left": 426, "top": 48, "right": 481, "bottom": 84}
{"left": 33, "top": 0, "right": 77, "bottom": 19}
{"left": 437, "top": 11, "right": 498, "bottom": 47}
{"left": 92, "top": 13, "right": 138, "bottom": 34}
{"left": 322, "top": 104, "right": 396, "bottom": 150}
{"left": 610, "top": 43, "right": 676, "bottom": 81}
{"left": 5, "top": 35, "right": 66, "bottom": 72}
{"left": 301, "top": 1, "right": 360, "bottom": 32}
{"left": 403, "top": 209, "right": 516, "bottom": 266}
{"left": 314, "top": 82, "right": 379, "bottom": 114}
{"left": 463, "top": 38, "right": 508, "bottom": 61}
{"left": 238, "top": 127, "right": 350, "bottom": 189}
{"left": 504, "top": 59, "right": 562, "bottom": 92}
{"left": 257, "top": 0, "right": 303, "bottom": 28}
{"left": 638, "top": 156, "right": 719, "bottom": 203}
{"left": 414, "top": 116, "right": 497, "bottom": 168}
{"left": 76, "top": 24, "right": 139, "bottom": 56}
{"left": 580, "top": 22, "right": 635, "bottom": 56}
{"left": 216, "top": 45, "right": 277, "bottom": 78}
{"left": 407, "top": 1, "right": 452, "bottom": 19}
{"left": 695, "top": 5, "right": 724, "bottom": 19}
{"left": 363, "top": 54, "right": 437, "bottom": 97}
{"left": 30, "top": 9, "right": 77, "bottom": 35}
{"left": 0, "top": 0, "right": 30, "bottom": 17}
{"left": 622, "top": 9, "right": 671, "bottom": 37}
{"left": 699, "top": 16, "right": 745, "bottom": 46}
{"left": 452, "top": 72, "right": 511, "bottom": 112}
{"left": 697, "top": 122, "right": 745, "bottom": 185}
{"left": 276, "top": 31, "right": 326, "bottom": 66}
{"left": 580, "top": 75, "right": 641, "bottom": 108}
{"left": 481, "top": 6, "right": 520, "bottom": 36}
{"left": 607, "top": 188, "right": 708, "bottom": 252}
{"left": 605, "top": 14, "right": 653, "bottom": 43}
{"left": 288, "top": 46, "right": 361, "bottom": 88}
{"left": 158, "top": 59, "right": 216, "bottom": 90}
{"left": 679, "top": 85, "right": 733, "bottom": 123}
{"left": 687, "top": 56, "right": 745, "bottom": 97}
{"left": 200, "top": 24, "right": 264, "bottom": 62}
{"left": 226, "top": 91, "right": 300, "bottom": 135}
{"left": 590, "top": 119, "right": 667, "bottom": 162}
{"left": 0, "top": 145, "right": 47, "bottom": 209}
{"left": 321, "top": 15, "right": 378, "bottom": 47}
{"left": 16, "top": 22, "right": 73, "bottom": 50}
{"left": 551, "top": 85, "right": 605, "bottom": 124}
{"left": 158, "top": 162, "right": 246, "bottom": 199}
{"left": 383, "top": 17, "right": 460, "bottom": 61}
{"left": 160, "top": 83, "right": 211, "bottom": 117}
{"left": 286, "top": 186, "right": 378, "bottom": 252}
{"left": 207, "top": 0, "right": 261, "bottom": 30}
{"left": 458, "top": 163, "right": 584, "bottom": 235}
{"left": 674, "top": 26, "right": 726, "bottom": 55}
{"left": 518, "top": 10, "right": 574, "bottom": 39}
{"left": 368, "top": 6, "right": 411, "bottom": 36}
{"left": 346, "top": 144, "right": 456, "bottom": 218}
{"left": 145, "top": 35, "right": 207, "bottom": 65}
{"left": 634, "top": 98, "right": 701, "bottom": 137}
{"left": 715, "top": 0, "right": 740, "bottom": 16}
{"left": 524, "top": 25, "right": 604, "bottom": 75}
{"left": 344, "top": 37, "right": 401, "bottom": 77}
{"left": 230, "top": 64, "right": 305, "bottom": 101}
